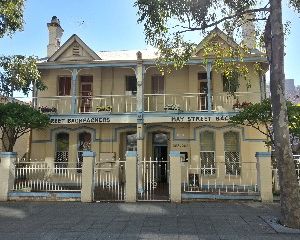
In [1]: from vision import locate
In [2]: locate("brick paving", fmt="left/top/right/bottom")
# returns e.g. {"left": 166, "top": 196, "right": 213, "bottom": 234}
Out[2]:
{"left": 0, "top": 201, "right": 299, "bottom": 239}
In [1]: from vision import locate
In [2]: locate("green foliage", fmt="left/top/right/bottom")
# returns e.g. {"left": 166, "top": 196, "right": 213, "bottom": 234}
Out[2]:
{"left": 0, "top": 102, "right": 50, "bottom": 152}
{"left": 229, "top": 99, "right": 300, "bottom": 149}
{"left": 0, "top": 0, "right": 25, "bottom": 37}
{"left": 134, "top": 0, "right": 271, "bottom": 84}
{"left": 0, "top": 55, "right": 46, "bottom": 96}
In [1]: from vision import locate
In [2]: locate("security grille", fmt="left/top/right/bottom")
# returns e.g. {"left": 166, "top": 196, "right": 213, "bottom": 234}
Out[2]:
{"left": 200, "top": 151, "right": 216, "bottom": 175}
{"left": 225, "top": 151, "right": 241, "bottom": 175}
{"left": 55, "top": 151, "right": 68, "bottom": 172}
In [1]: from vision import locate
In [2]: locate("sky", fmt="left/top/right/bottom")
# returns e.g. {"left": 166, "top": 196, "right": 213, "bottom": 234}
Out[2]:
{"left": 1, "top": 0, "right": 300, "bottom": 87}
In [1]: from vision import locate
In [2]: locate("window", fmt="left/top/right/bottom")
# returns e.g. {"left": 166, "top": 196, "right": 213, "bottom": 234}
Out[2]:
{"left": 153, "top": 133, "right": 168, "bottom": 145}
{"left": 198, "top": 71, "right": 212, "bottom": 81}
{"left": 224, "top": 131, "right": 241, "bottom": 175}
{"left": 223, "top": 72, "right": 239, "bottom": 93}
{"left": 152, "top": 75, "right": 164, "bottom": 94}
{"left": 126, "top": 132, "right": 137, "bottom": 151}
{"left": 58, "top": 76, "right": 71, "bottom": 96}
{"left": 55, "top": 132, "right": 69, "bottom": 170}
{"left": 200, "top": 131, "right": 215, "bottom": 175}
{"left": 126, "top": 76, "right": 137, "bottom": 95}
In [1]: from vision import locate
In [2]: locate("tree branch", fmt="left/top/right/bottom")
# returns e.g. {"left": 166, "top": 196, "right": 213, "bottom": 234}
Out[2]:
{"left": 176, "top": 7, "right": 270, "bottom": 34}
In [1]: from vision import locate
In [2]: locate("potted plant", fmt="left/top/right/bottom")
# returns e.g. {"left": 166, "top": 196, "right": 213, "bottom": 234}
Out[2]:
{"left": 38, "top": 106, "right": 57, "bottom": 114}
{"left": 164, "top": 103, "right": 182, "bottom": 112}
{"left": 96, "top": 105, "right": 112, "bottom": 113}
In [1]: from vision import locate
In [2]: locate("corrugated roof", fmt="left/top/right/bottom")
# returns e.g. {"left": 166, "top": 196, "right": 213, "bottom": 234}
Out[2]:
{"left": 97, "top": 49, "right": 158, "bottom": 61}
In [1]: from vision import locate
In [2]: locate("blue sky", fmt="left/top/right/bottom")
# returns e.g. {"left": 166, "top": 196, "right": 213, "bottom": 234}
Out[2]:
{"left": 1, "top": 0, "right": 300, "bottom": 86}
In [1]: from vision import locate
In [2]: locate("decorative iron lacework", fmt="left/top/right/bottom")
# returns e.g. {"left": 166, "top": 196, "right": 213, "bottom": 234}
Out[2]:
{"left": 200, "top": 151, "right": 216, "bottom": 175}
{"left": 225, "top": 151, "right": 241, "bottom": 175}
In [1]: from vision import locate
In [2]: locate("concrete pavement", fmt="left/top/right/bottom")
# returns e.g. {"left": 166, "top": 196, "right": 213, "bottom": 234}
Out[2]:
{"left": 0, "top": 201, "right": 299, "bottom": 240}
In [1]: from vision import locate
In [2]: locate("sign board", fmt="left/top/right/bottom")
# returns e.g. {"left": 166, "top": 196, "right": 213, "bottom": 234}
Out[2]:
{"left": 50, "top": 114, "right": 232, "bottom": 124}
{"left": 144, "top": 115, "right": 231, "bottom": 123}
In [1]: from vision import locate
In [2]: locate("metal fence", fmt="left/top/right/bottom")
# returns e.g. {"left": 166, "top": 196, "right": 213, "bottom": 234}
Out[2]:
{"left": 182, "top": 161, "right": 258, "bottom": 196}
{"left": 12, "top": 159, "right": 82, "bottom": 192}
{"left": 272, "top": 155, "right": 300, "bottom": 193}
{"left": 137, "top": 157, "right": 169, "bottom": 201}
{"left": 94, "top": 158, "right": 126, "bottom": 201}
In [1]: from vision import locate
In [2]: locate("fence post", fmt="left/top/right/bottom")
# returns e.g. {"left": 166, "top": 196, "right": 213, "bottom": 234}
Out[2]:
{"left": 0, "top": 152, "right": 16, "bottom": 201}
{"left": 256, "top": 152, "right": 273, "bottom": 202}
{"left": 81, "top": 151, "right": 96, "bottom": 203}
{"left": 169, "top": 151, "right": 181, "bottom": 203}
{"left": 45, "top": 157, "right": 55, "bottom": 176}
{"left": 125, "top": 151, "right": 137, "bottom": 202}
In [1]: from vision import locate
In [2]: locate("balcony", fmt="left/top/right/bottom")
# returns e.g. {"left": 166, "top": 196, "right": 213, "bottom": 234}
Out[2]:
{"left": 34, "top": 92, "right": 261, "bottom": 115}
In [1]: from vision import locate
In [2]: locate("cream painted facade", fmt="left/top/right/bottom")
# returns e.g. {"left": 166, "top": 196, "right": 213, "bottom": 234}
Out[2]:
{"left": 31, "top": 17, "right": 269, "bottom": 189}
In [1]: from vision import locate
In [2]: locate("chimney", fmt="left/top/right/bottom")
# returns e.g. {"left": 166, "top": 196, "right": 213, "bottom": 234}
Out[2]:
{"left": 241, "top": 12, "right": 256, "bottom": 49}
{"left": 47, "top": 16, "right": 64, "bottom": 57}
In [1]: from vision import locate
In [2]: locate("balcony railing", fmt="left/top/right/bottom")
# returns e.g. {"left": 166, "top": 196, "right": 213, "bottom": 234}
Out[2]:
{"left": 33, "top": 92, "right": 261, "bottom": 115}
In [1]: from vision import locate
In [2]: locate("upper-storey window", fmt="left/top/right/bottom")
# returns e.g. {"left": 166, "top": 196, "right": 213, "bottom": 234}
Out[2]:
{"left": 126, "top": 76, "right": 137, "bottom": 95}
{"left": 58, "top": 76, "right": 71, "bottom": 96}
{"left": 152, "top": 75, "right": 165, "bottom": 94}
{"left": 223, "top": 72, "right": 239, "bottom": 93}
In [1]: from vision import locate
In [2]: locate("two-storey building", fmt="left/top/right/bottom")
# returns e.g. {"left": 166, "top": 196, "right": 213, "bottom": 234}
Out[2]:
{"left": 30, "top": 17, "right": 268, "bottom": 197}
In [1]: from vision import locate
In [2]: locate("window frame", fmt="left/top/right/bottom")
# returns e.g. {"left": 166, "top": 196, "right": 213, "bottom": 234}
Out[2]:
{"left": 151, "top": 75, "right": 165, "bottom": 94}
{"left": 57, "top": 75, "right": 71, "bottom": 96}
{"left": 125, "top": 76, "right": 137, "bottom": 95}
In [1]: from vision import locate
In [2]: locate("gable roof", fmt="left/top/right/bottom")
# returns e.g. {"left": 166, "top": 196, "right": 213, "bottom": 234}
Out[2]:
{"left": 47, "top": 34, "right": 101, "bottom": 62}
{"left": 194, "top": 27, "right": 239, "bottom": 55}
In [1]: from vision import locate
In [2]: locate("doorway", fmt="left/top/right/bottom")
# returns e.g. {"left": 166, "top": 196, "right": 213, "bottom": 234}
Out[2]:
{"left": 80, "top": 76, "right": 93, "bottom": 113}
{"left": 153, "top": 146, "right": 168, "bottom": 183}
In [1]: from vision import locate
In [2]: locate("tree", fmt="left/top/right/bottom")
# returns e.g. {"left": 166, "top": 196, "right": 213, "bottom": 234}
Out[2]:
{"left": 0, "top": 0, "right": 25, "bottom": 38}
{"left": 135, "top": 0, "right": 300, "bottom": 228}
{"left": 229, "top": 99, "right": 300, "bottom": 154}
{"left": 0, "top": 55, "right": 46, "bottom": 97}
{"left": 0, "top": 102, "right": 49, "bottom": 152}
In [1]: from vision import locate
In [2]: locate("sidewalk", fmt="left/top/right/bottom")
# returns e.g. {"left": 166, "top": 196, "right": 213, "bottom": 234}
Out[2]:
{"left": 0, "top": 201, "right": 299, "bottom": 240}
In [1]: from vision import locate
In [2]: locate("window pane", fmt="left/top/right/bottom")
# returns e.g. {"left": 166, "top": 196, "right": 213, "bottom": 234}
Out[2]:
{"left": 223, "top": 74, "right": 238, "bottom": 92}
{"left": 58, "top": 76, "right": 71, "bottom": 96}
{"left": 126, "top": 76, "right": 137, "bottom": 93}
{"left": 56, "top": 133, "right": 69, "bottom": 151}
{"left": 153, "top": 133, "right": 168, "bottom": 145}
{"left": 224, "top": 131, "right": 239, "bottom": 152}
{"left": 198, "top": 72, "right": 207, "bottom": 80}
{"left": 152, "top": 75, "right": 164, "bottom": 94}
{"left": 200, "top": 131, "right": 215, "bottom": 151}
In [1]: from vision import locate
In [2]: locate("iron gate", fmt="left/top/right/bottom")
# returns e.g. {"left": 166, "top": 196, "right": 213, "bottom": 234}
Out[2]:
{"left": 137, "top": 158, "right": 170, "bottom": 201}
{"left": 94, "top": 159, "right": 126, "bottom": 201}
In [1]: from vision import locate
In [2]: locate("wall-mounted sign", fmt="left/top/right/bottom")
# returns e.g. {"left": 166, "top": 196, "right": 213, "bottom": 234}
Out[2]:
{"left": 50, "top": 114, "right": 232, "bottom": 124}
{"left": 50, "top": 116, "right": 111, "bottom": 124}
{"left": 173, "top": 144, "right": 189, "bottom": 148}
{"left": 144, "top": 114, "right": 231, "bottom": 123}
